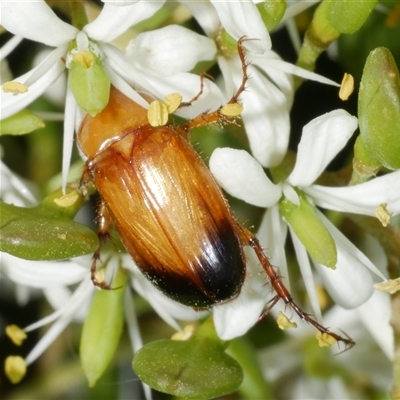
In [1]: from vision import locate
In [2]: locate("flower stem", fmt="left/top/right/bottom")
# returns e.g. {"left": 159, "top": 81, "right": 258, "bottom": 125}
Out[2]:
{"left": 69, "top": 0, "right": 88, "bottom": 30}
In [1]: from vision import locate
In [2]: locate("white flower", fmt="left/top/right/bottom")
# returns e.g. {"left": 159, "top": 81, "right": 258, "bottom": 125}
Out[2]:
{"left": 179, "top": 0, "right": 346, "bottom": 167}
{"left": 210, "top": 109, "right": 400, "bottom": 340}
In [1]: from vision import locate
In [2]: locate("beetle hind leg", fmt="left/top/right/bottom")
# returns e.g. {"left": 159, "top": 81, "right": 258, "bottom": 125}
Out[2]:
{"left": 239, "top": 225, "right": 355, "bottom": 350}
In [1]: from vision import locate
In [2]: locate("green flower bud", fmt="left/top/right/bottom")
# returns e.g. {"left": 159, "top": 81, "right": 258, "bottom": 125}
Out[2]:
{"left": 326, "top": 0, "right": 378, "bottom": 34}
{"left": 217, "top": 30, "right": 238, "bottom": 57}
{"left": 80, "top": 269, "right": 127, "bottom": 387}
{"left": 0, "top": 109, "right": 45, "bottom": 136}
{"left": 280, "top": 193, "right": 337, "bottom": 268}
{"left": 257, "top": 0, "right": 287, "bottom": 31}
{"left": 358, "top": 47, "right": 400, "bottom": 170}
{"left": 69, "top": 42, "right": 110, "bottom": 116}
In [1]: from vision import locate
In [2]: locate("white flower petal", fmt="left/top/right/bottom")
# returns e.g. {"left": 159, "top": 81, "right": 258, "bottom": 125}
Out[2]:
{"left": 315, "top": 260, "right": 373, "bottom": 310}
{"left": 242, "top": 69, "right": 291, "bottom": 167}
{"left": 85, "top": 0, "right": 165, "bottom": 42}
{"left": 126, "top": 25, "right": 217, "bottom": 77}
{"left": 320, "top": 212, "right": 387, "bottom": 280}
{"left": 123, "top": 287, "right": 153, "bottom": 400}
{"left": 218, "top": 57, "right": 290, "bottom": 167}
{"left": 108, "top": 45, "right": 225, "bottom": 117}
{"left": 0, "top": 161, "right": 38, "bottom": 206}
{"left": 290, "top": 229, "right": 323, "bottom": 322}
{"left": 210, "top": 0, "right": 271, "bottom": 54}
{"left": 105, "top": 44, "right": 220, "bottom": 115}
{"left": 288, "top": 110, "right": 358, "bottom": 186}
{"left": 43, "top": 286, "right": 89, "bottom": 322}
{"left": 214, "top": 248, "right": 270, "bottom": 340}
{"left": 1, "top": 1, "right": 77, "bottom": 46}
{"left": 314, "top": 212, "right": 376, "bottom": 308}
{"left": 305, "top": 169, "right": 400, "bottom": 217}
{"left": 252, "top": 51, "right": 295, "bottom": 108}
{"left": 32, "top": 50, "right": 67, "bottom": 108}
{"left": 1, "top": 46, "right": 67, "bottom": 119}
{"left": 62, "top": 86, "right": 77, "bottom": 192}
{"left": 357, "top": 290, "right": 393, "bottom": 359}
{"left": 257, "top": 205, "right": 290, "bottom": 289}
{"left": 181, "top": 2, "right": 220, "bottom": 37}
{"left": 43, "top": 286, "right": 70, "bottom": 309}
{"left": 209, "top": 148, "right": 281, "bottom": 207}
{"left": 25, "top": 280, "right": 93, "bottom": 365}
{"left": 1, "top": 253, "right": 87, "bottom": 288}
{"left": 264, "top": 57, "right": 340, "bottom": 87}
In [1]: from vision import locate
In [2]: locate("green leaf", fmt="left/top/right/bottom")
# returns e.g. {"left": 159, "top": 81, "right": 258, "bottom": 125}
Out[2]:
{"left": 0, "top": 186, "right": 98, "bottom": 260}
{"left": 132, "top": 317, "right": 243, "bottom": 398}
{"left": 358, "top": 47, "right": 400, "bottom": 170}
{"left": 0, "top": 109, "right": 45, "bottom": 135}
{"left": 80, "top": 270, "right": 127, "bottom": 387}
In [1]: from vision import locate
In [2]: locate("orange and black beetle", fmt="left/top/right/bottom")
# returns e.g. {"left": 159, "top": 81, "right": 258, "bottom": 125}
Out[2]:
{"left": 78, "top": 40, "right": 354, "bottom": 349}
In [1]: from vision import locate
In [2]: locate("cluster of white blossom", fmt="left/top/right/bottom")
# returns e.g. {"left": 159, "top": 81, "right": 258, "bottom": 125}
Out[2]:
{"left": 1, "top": 0, "right": 399, "bottom": 398}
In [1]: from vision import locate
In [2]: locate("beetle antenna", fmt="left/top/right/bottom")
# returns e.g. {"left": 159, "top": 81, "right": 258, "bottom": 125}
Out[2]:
{"left": 180, "top": 72, "right": 214, "bottom": 108}
{"left": 239, "top": 225, "right": 355, "bottom": 351}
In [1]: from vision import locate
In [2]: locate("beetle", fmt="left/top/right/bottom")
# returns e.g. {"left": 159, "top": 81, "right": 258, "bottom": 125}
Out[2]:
{"left": 78, "top": 39, "right": 354, "bottom": 349}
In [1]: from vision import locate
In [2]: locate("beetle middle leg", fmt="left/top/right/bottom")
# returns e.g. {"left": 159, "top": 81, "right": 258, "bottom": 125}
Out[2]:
{"left": 80, "top": 165, "right": 112, "bottom": 289}
{"left": 238, "top": 224, "right": 355, "bottom": 350}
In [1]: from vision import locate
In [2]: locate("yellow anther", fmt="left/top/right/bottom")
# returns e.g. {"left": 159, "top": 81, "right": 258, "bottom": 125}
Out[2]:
{"left": 375, "top": 278, "right": 400, "bottom": 294}
{"left": 220, "top": 102, "right": 243, "bottom": 117}
{"left": 6, "top": 325, "right": 27, "bottom": 346}
{"left": 375, "top": 203, "right": 392, "bottom": 227}
{"left": 277, "top": 311, "right": 298, "bottom": 330}
{"left": 339, "top": 73, "right": 354, "bottom": 101}
{"left": 5, "top": 356, "right": 26, "bottom": 384}
{"left": 165, "top": 93, "right": 182, "bottom": 114}
{"left": 147, "top": 100, "right": 169, "bottom": 127}
{"left": 2, "top": 81, "right": 28, "bottom": 94}
{"left": 316, "top": 331, "right": 337, "bottom": 348}
{"left": 171, "top": 324, "right": 196, "bottom": 341}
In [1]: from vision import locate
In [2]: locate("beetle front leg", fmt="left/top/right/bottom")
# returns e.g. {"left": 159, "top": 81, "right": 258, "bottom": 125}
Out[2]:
{"left": 179, "top": 37, "right": 250, "bottom": 133}
{"left": 237, "top": 224, "right": 355, "bottom": 351}
{"left": 90, "top": 199, "right": 113, "bottom": 290}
